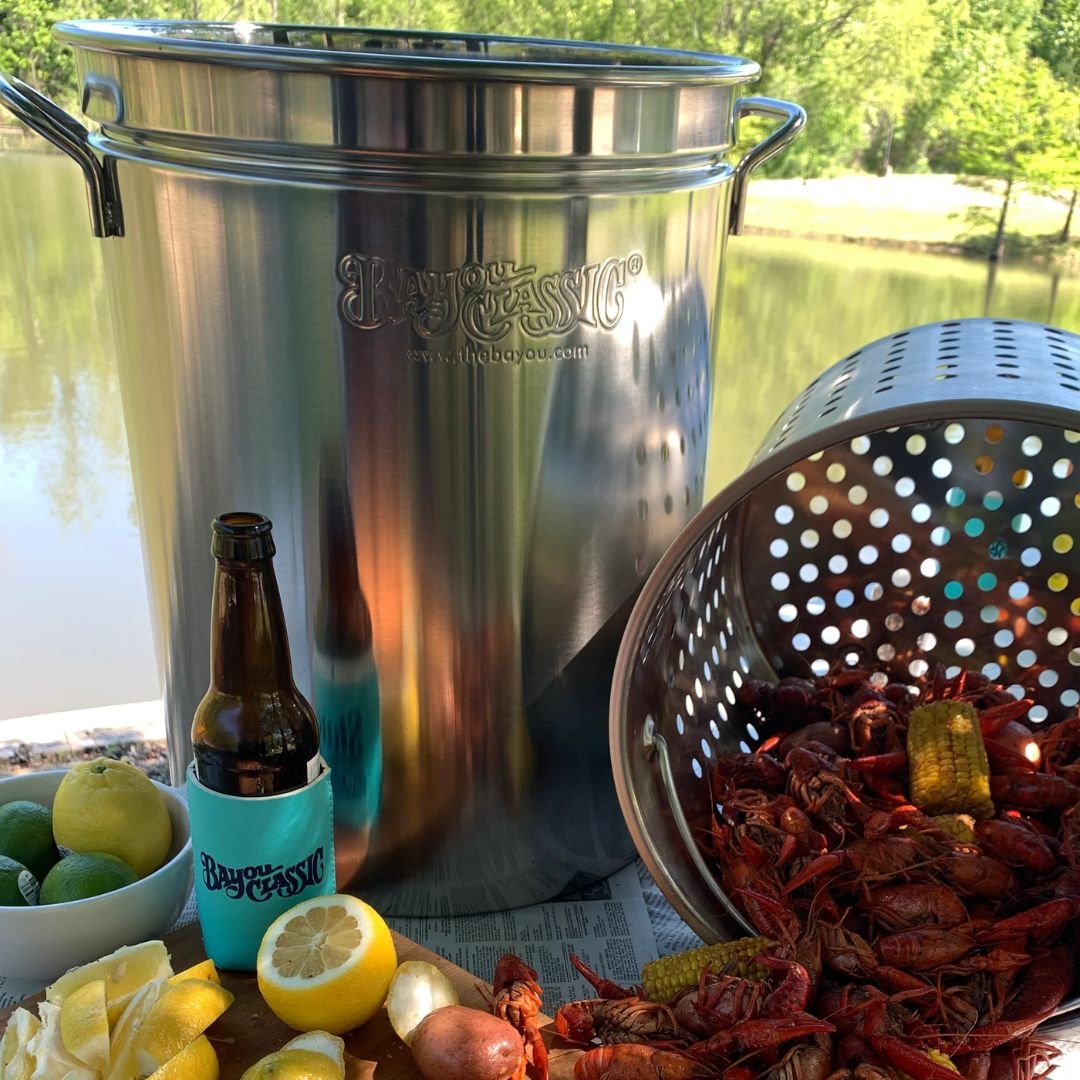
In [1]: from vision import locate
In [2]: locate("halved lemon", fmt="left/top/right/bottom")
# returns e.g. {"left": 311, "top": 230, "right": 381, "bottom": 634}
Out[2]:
{"left": 385, "top": 960, "right": 460, "bottom": 1046}
{"left": 256, "top": 894, "right": 397, "bottom": 1035}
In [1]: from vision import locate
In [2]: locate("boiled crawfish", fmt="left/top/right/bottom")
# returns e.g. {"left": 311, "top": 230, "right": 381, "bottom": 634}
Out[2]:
{"left": 492, "top": 953, "right": 549, "bottom": 1080}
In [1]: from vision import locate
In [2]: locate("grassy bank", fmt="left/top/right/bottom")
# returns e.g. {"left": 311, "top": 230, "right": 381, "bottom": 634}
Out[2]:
{"left": 743, "top": 174, "right": 1078, "bottom": 267}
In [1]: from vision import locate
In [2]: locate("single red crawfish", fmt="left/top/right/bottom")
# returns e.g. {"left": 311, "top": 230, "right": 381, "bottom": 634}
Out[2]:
{"left": 685, "top": 1013, "right": 835, "bottom": 1060}
{"left": 874, "top": 928, "right": 975, "bottom": 971}
{"left": 846, "top": 700, "right": 907, "bottom": 776}
{"left": 1035, "top": 709, "right": 1080, "bottom": 778}
{"left": 862, "top": 805, "right": 957, "bottom": 845}
{"left": 712, "top": 752, "right": 787, "bottom": 794}
{"left": 554, "top": 997, "right": 686, "bottom": 1046}
{"left": 492, "top": 953, "right": 549, "bottom": 1080}
{"left": 983, "top": 720, "right": 1041, "bottom": 774}
{"left": 977, "top": 896, "right": 1080, "bottom": 944}
{"left": 990, "top": 770, "right": 1080, "bottom": 810}
{"left": 859, "top": 883, "right": 970, "bottom": 932}
{"left": 986, "top": 1038, "right": 1060, "bottom": 1080}
{"left": 569, "top": 951, "right": 640, "bottom": 1000}
{"left": 776, "top": 721, "right": 852, "bottom": 759}
{"left": 671, "top": 972, "right": 764, "bottom": 1037}
{"left": 758, "top": 1037, "right": 833, "bottom": 1080}
{"left": 782, "top": 835, "right": 927, "bottom": 894}
{"left": 976, "top": 818, "right": 1057, "bottom": 873}
{"left": 933, "top": 851, "right": 1016, "bottom": 900}
{"left": 999, "top": 943, "right": 1073, "bottom": 1022}
{"left": 860, "top": 999, "right": 965, "bottom": 1080}
{"left": 732, "top": 886, "right": 801, "bottom": 945}
{"left": 785, "top": 746, "right": 866, "bottom": 842}
{"left": 573, "top": 1045, "right": 714, "bottom": 1080}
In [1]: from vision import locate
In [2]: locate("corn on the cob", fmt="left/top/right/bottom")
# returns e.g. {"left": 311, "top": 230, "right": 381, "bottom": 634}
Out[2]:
{"left": 641, "top": 936, "right": 773, "bottom": 1002}
{"left": 908, "top": 701, "right": 994, "bottom": 820}
{"left": 930, "top": 813, "right": 977, "bottom": 843}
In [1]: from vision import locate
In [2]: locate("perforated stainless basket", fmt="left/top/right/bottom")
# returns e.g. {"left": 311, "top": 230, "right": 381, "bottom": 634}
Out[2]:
{"left": 611, "top": 317, "right": 1080, "bottom": 970}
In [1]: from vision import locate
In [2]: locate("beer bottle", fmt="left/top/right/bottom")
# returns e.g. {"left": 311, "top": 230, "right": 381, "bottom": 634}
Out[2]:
{"left": 192, "top": 512, "right": 320, "bottom": 796}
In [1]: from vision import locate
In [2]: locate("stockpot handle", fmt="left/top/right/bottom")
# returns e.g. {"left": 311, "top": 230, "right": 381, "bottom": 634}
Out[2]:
{"left": 729, "top": 96, "right": 806, "bottom": 236}
{"left": 0, "top": 72, "right": 123, "bottom": 238}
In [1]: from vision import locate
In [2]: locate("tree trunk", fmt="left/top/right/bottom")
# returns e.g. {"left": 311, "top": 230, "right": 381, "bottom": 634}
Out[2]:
{"left": 1061, "top": 189, "right": 1077, "bottom": 244}
{"left": 990, "top": 176, "right": 1013, "bottom": 265}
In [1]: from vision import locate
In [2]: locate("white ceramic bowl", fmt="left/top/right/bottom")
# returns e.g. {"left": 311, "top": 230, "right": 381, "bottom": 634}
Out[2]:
{"left": 0, "top": 768, "right": 193, "bottom": 985}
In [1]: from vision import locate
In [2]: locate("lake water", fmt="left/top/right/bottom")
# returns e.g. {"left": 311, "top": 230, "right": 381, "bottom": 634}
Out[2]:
{"left": 2, "top": 150, "right": 1079, "bottom": 720}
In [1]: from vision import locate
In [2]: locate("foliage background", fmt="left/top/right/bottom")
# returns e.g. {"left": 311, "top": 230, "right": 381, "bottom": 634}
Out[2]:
{"left": 3, "top": 0, "right": 1079, "bottom": 192}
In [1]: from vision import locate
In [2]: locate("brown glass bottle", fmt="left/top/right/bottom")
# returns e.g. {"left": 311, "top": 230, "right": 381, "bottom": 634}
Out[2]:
{"left": 191, "top": 512, "right": 320, "bottom": 796}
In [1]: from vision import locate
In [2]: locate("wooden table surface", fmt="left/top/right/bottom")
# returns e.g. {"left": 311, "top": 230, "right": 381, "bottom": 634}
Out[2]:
{"left": 1, "top": 922, "right": 583, "bottom": 1079}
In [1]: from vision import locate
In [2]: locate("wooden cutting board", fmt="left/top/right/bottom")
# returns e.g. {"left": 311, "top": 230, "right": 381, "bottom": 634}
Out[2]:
{"left": 1, "top": 923, "right": 583, "bottom": 1079}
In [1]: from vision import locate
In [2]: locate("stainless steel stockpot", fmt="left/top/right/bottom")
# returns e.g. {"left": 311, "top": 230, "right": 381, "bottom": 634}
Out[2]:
{"left": 1, "top": 22, "right": 804, "bottom": 913}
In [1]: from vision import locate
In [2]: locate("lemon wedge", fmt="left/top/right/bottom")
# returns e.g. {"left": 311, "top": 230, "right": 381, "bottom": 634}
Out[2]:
{"left": 46, "top": 940, "right": 172, "bottom": 1022}
{"left": 145, "top": 1033, "right": 219, "bottom": 1080}
{"left": 105, "top": 979, "right": 163, "bottom": 1080}
{"left": 59, "top": 979, "right": 110, "bottom": 1071}
{"left": 132, "top": 977, "right": 234, "bottom": 1076}
{"left": 385, "top": 960, "right": 460, "bottom": 1046}
{"left": 168, "top": 959, "right": 220, "bottom": 986}
{"left": 26, "top": 1002, "right": 97, "bottom": 1080}
{"left": 256, "top": 894, "right": 397, "bottom": 1035}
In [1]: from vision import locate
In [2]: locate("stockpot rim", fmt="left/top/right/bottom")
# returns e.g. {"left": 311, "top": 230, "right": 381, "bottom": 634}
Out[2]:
{"left": 53, "top": 19, "right": 762, "bottom": 85}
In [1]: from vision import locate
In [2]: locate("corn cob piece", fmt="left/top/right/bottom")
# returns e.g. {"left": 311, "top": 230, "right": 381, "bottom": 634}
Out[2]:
{"left": 930, "top": 813, "right": 977, "bottom": 844}
{"left": 908, "top": 701, "right": 995, "bottom": 820}
{"left": 641, "top": 936, "right": 773, "bottom": 1002}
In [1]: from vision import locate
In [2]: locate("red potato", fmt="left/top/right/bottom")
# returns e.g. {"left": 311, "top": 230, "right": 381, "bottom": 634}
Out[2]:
{"left": 410, "top": 1004, "right": 527, "bottom": 1080}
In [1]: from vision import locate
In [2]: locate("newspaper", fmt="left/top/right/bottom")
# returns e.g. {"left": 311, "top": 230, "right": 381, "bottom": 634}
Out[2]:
{"left": 387, "top": 861, "right": 661, "bottom": 1010}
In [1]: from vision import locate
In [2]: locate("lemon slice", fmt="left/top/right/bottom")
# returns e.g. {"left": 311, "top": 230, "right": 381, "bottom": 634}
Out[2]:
{"left": 386, "top": 960, "right": 460, "bottom": 1046}
{"left": 46, "top": 940, "right": 172, "bottom": 1019}
{"left": 145, "top": 1034, "right": 219, "bottom": 1080}
{"left": 132, "top": 977, "right": 234, "bottom": 1076}
{"left": 256, "top": 894, "right": 398, "bottom": 1035}
{"left": 168, "top": 959, "right": 220, "bottom": 986}
{"left": 26, "top": 1002, "right": 97, "bottom": 1080}
{"left": 59, "top": 979, "right": 110, "bottom": 1071}
{"left": 106, "top": 979, "right": 163, "bottom": 1080}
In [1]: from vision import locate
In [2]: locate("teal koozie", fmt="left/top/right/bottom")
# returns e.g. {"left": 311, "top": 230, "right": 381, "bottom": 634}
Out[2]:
{"left": 185, "top": 761, "right": 336, "bottom": 971}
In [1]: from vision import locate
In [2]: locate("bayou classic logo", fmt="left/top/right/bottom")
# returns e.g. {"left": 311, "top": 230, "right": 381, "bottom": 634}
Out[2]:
{"left": 338, "top": 253, "right": 644, "bottom": 343}
{"left": 201, "top": 848, "right": 325, "bottom": 903}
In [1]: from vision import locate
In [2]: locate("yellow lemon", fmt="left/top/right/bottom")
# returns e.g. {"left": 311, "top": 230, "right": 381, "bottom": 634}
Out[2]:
{"left": 132, "top": 977, "right": 234, "bottom": 1076}
{"left": 59, "top": 979, "right": 110, "bottom": 1071}
{"left": 385, "top": 960, "right": 460, "bottom": 1046}
{"left": 52, "top": 758, "right": 172, "bottom": 878}
{"left": 46, "top": 940, "right": 172, "bottom": 1025}
{"left": 145, "top": 1034, "right": 219, "bottom": 1080}
{"left": 256, "top": 895, "right": 397, "bottom": 1035}
{"left": 281, "top": 1031, "right": 346, "bottom": 1072}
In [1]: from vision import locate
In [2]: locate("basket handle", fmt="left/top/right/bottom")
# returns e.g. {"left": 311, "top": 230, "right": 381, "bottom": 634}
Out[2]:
{"left": 728, "top": 96, "right": 806, "bottom": 235}
{"left": 644, "top": 716, "right": 757, "bottom": 936}
{"left": 0, "top": 72, "right": 123, "bottom": 238}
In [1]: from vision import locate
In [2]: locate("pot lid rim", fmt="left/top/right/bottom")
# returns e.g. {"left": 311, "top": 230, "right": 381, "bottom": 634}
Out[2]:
{"left": 53, "top": 19, "right": 762, "bottom": 85}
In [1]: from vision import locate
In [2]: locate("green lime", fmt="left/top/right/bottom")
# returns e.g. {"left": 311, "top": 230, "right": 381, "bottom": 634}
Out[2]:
{"left": 0, "top": 854, "right": 38, "bottom": 906}
{"left": 39, "top": 852, "right": 137, "bottom": 905}
{"left": 0, "top": 800, "right": 59, "bottom": 882}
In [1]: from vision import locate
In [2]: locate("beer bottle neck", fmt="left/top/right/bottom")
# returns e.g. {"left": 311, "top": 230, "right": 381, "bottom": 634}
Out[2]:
{"left": 209, "top": 558, "right": 295, "bottom": 693}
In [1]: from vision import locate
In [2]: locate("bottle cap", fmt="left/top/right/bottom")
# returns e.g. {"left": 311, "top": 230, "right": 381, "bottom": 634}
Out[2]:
{"left": 211, "top": 512, "right": 276, "bottom": 561}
